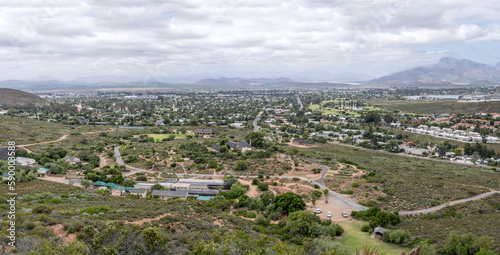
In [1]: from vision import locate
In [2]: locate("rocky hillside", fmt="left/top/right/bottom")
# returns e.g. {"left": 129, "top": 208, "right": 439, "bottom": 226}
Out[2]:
{"left": 0, "top": 88, "right": 49, "bottom": 107}
{"left": 370, "top": 57, "right": 500, "bottom": 83}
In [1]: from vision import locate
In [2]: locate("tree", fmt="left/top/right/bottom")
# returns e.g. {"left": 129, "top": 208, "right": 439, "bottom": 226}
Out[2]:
{"left": 454, "top": 147, "right": 464, "bottom": 156}
{"left": 383, "top": 113, "right": 394, "bottom": 124}
{"left": 81, "top": 180, "right": 92, "bottom": 189}
{"left": 364, "top": 112, "right": 381, "bottom": 125}
{"left": 244, "top": 132, "right": 266, "bottom": 148}
{"left": 273, "top": 192, "right": 306, "bottom": 215}
{"left": 257, "top": 182, "right": 269, "bottom": 191}
{"left": 122, "top": 180, "right": 136, "bottom": 187}
{"left": 233, "top": 160, "right": 249, "bottom": 171}
{"left": 151, "top": 183, "right": 163, "bottom": 190}
{"left": 437, "top": 145, "right": 447, "bottom": 158}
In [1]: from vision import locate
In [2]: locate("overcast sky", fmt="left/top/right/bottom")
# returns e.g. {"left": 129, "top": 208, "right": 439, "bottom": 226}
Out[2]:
{"left": 1, "top": 0, "right": 500, "bottom": 82}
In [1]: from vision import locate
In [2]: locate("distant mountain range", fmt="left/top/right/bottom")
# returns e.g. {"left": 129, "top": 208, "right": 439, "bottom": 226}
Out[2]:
{"left": 1, "top": 57, "right": 499, "bottom": 90}
{"left": 370, "top": 57, "right": 500, "bottom": 84}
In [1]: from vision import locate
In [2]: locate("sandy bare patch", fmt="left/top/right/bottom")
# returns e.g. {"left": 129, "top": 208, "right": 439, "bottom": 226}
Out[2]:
{"left": 239, "top": 179, "right": 260, "bottom": 197}
{"left": 126, "top": 213, "right": 172, "bottom": 225}
{"left": 46, "top": 224, "right": 76, "bottom": 244}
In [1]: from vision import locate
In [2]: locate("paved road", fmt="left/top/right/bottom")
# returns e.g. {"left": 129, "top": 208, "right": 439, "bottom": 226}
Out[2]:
{"left": 253, "top": 112, "right": 262, "bottom": 131}
{"left": 400, "top": 191, "right": 500, "bottom": 215}
{"left": 297, "top": 96, "right": 303, "bottom": 110}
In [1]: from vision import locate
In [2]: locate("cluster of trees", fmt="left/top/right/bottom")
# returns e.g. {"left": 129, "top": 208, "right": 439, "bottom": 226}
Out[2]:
{"left": 464, "top": 143, "right": 498, "bottom": 159}
{"left": 84, "top": 165, "right": 134, "bottom": 186}
{"left": 351, "top": 207, "right": 400, "bottom": 229}
{"left": 0, "top": 162, "right": 37, "bottom": 183}
{"left": 436, "top": 233, "right": 498, "bottom": 255}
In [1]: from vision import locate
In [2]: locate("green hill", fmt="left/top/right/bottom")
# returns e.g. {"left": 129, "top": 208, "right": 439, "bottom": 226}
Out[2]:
{"left": 0, "top": 88, "right": 50, "bottom": 108}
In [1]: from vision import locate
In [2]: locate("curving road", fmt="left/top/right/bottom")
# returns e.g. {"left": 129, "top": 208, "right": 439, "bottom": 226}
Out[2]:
{"left": 399, "top": 191, "right": 500, "bottom": 216}
{"left": 114, "top": 146, "right": 157, "bottom": 177}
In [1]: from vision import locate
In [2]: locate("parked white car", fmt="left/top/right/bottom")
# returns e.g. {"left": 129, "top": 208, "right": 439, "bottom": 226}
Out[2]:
{"left": 314, "top": 208, "right": 322, "bottom": 214}
{"left": 327, "top": 212, "right": 332, "bottom": 218}
{"left": 342, "top": 212, "right": 348, "bottom": 218}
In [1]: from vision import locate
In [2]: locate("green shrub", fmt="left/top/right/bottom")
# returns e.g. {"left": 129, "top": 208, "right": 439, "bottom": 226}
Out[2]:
{"left": 383, "top": 229, "right": 411, "bottom": 244}
{"left": 361, "top": 225, "right": 371, "bottom": 232}
{"left": 33, "top": 204, "right": 53, "bottom": 214}
{"left": 351, "top": 182, "right": 360, "bottom": 188}
{"left": 80, "top": 206, "right": 112, "bottom": 215}
{"left": 63, "top": 219, "right": 85, "bottom": 234}
{"left": 245, "top": 212, "right": 257, "bottom": 218}
{"left": 340, "top": 189, "right": 354, "bottom": 194}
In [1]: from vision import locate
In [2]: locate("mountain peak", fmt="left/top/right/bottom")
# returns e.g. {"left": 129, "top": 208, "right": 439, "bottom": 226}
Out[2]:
{"left": 435, "top": 57, "right": 460, "bottom": 69}
{"left": 370, "top": 57, "right": 500, "bottom": 84}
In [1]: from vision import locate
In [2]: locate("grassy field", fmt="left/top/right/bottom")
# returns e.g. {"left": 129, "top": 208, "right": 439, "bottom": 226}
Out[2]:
{"left": 147, "top": 133, "right": 189, "bottom": 141}
{"left": 0, "top": 115, "right": 111, "bottom": 146}
{"left": 308, "top": 104, "right": 379, "bottom": 117}
{"left": 370, "top": 100, "right": 500, "bottom": 115}
{"left": 285, "top": 143, "right": 500, "bottom": 211}
{"left": 339, "top": 220, "right": 410, "bottom": 255}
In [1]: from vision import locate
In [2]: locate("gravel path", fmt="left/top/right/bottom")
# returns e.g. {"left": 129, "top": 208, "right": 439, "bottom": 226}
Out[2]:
{"left": 399, "top": 190, "right": 500, "bottom": 215}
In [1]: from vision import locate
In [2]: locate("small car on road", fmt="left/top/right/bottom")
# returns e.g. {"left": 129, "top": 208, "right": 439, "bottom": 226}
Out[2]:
{"left": 342, "top": 212, "right": 348, "bottom": 218}
{"left": 314, "top": 208, "right": 322, "bottom": 214}
{"left": 327, "top": 212, "right": 332, "bottom": 218}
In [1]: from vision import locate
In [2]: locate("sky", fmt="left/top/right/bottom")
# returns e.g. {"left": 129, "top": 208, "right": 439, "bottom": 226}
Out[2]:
{"left": 1, "top": 0, "right": 500, "bottom": 83}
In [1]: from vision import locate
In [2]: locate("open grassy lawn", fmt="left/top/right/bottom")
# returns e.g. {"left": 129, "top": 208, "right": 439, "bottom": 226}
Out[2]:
{"left": 339, "top": 220, "right": 410, "bottom": 255}
{"left": 148, "top": 133, "right": 188, "bottom": 141}
{"left": 370, "top": 100, "right": 500, "bottom": 115}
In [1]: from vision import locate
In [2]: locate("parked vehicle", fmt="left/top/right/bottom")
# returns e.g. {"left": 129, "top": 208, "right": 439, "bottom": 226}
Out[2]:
{"left": 327, "top": 212, "right": 332, "bottom": 218}
{"left": 314, "top": 208, "right": 322, "bottom": 214}
{"left": 342, "top": 212, "right": 348, "bottom": 218}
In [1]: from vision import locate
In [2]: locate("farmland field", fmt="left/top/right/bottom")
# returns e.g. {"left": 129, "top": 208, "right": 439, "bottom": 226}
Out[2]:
{"left": 370, "top": 100, "right": 500, "bottom": 115}
{"left": 147, "top": 133, "right": 189, "bottom": 141}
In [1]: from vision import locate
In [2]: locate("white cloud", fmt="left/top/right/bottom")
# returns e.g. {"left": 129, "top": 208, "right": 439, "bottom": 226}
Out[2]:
{"left": 0, "top": 0, "right": 499, "bottom": 81}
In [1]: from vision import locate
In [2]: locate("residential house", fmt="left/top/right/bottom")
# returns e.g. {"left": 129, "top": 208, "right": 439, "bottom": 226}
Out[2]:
{"left": 195, "top": 129, "right": 217, "bottom": 135}
{"left": 176, "top": 179, "right": 225, "bottom": 189}
{"left": 78, "top": 118, "right": 89, "bottom": 124}
{"left": 226, "top": 140, "right": 254, "bottom": 153}
{"left": 2, "top": 173, "right": 10, "bottom": 180}
{"left": 63, "top": 155, "right": 81, "bottom": 165}
{"left": 291, "top": 139, "right": 314, "bottom": 147}
{"left": 152, "top": 190, "right": 189, "bottom": 200}
{"left": 15, "top": 157, "right": 37, "bottom": 167}
{"left": 167, "top": 183, "right": 191, "bottom": 190}
{"left": 129, "top": 189, "right": 149, "bottom": 198}
{"left": 111, "top": 187, "right": 126, "bottom": 196}
{"left": 486, "top": 136, "right": 500, "bottom": 143}
{"left": 211, "top": 143, "right": 221, "bottom": 152}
